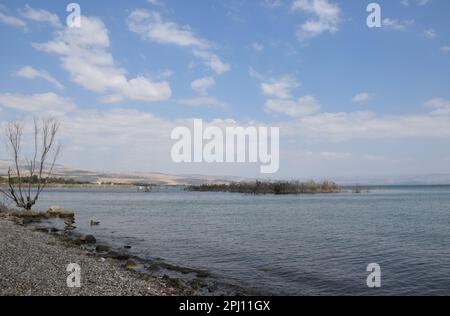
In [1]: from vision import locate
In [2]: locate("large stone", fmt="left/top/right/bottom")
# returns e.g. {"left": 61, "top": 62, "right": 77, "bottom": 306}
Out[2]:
{"left": 79, "top": 234, "right": 96, "bottom": 244}
{"left": 96, "top": 245, "right": 111, "bottom": 253}
{"left": 33, "top": 227, "right": 49, "bottom": 233}
{"left": 48, "top": 205, "right": 64, "bottom": 212}
{"left": 47, "top": 206, "right": 75, "bottom": 219}
{"left": 126, "top": 259, "right": 138, "bottom": 270}
{"left": 107, "top": 251, "right": 130, "bottom": 260}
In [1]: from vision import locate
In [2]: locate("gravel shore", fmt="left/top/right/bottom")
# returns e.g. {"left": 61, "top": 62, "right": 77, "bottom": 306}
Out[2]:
{"left": 0, "top": 218, "right": 170, "bottom": 296}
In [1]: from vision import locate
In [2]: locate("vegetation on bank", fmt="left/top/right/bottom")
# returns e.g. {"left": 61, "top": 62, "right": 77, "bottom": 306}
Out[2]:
{"left": 0, "top": 176, "right": 90, "bottom": 186}
{"left": 0, "top": 202, "right": 9, "bottom": 213}
{"left": 186, "top": 180, "right": 342, "bottom": 195}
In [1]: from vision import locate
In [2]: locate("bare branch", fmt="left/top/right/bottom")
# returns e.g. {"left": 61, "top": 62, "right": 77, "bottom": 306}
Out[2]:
{"left": 0, "top": 117, "right": 62, "bottom": 210}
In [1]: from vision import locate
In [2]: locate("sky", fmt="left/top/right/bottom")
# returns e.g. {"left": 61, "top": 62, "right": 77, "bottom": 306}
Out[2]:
{"left": 0, "top": 0, "right": 449, "bottom": 179}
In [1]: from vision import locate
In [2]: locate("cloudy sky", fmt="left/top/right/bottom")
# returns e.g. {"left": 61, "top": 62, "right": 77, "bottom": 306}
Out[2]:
{"left": 0, "top": 0, "right": 449, "bottom": 179}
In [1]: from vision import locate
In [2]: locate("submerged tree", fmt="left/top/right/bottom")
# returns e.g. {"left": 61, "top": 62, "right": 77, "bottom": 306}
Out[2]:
{"left": 0, "top": 118, "right": 61, "bottom": 210}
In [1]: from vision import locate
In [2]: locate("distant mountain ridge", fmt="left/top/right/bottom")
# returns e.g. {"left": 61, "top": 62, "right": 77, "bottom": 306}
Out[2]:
{"left": 334, "top": 174, "right": 450, "bottom": 186}
{"left": 1, "top": 160, "right": 449, "bottom": 186}
{"left": 0, "top": 160, "right": 241, "bottom": 185}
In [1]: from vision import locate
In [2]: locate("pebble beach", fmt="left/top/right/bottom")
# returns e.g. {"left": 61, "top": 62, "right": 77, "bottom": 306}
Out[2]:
{"left": 0, "top": 215, "right": 172, "bottom": 296}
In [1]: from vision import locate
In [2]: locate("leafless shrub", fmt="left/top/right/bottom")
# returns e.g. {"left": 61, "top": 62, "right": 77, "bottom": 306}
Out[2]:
{"left": 0, "top": 118, "right": 61, "bottom": 210}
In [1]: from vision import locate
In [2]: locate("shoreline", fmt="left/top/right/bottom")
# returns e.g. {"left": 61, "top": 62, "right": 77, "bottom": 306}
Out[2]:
{"left": 0, "top": 209, "right": 252, "bottom": 296}
{"left": 0, "top": 216, "right": 176, "bottom": 296}
{"left": 0, "top": 211, "right": 208, "bottom": 296}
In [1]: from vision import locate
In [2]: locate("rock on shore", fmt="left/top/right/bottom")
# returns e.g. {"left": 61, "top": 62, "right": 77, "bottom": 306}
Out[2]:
{"left": 0, "top": 219, "right": 170, "bottom": 296}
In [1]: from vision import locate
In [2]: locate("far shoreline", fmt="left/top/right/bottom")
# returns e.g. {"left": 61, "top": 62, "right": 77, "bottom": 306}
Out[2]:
{"left": 3, "top": 183, "right": 450, "bottom": 194}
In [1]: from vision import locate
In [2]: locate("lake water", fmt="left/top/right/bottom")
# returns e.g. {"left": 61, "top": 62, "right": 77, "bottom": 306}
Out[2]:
{"left": 35, "top": 186, "right": 450, "bottom": 295}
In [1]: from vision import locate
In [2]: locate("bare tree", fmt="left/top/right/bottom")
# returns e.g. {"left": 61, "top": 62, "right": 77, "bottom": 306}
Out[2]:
{"left": 0, "top": 118, "right": 61, "bottom": 210}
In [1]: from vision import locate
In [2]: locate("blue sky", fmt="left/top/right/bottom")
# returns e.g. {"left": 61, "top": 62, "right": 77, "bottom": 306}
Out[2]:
{"left": 0, "top": 0, "right": 450, "bottom": 179}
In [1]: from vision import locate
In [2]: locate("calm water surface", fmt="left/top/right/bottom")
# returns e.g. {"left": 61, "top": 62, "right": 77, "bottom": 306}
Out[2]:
{"left": 35, "top": 186, "right": 450, "bottom": 295}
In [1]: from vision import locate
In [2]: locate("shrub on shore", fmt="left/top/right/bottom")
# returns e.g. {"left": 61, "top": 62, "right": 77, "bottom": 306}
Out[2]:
{"left": 1, "top": 176, "right": 89, "bottom": 185}
{"left": 186, "top": 180, "right": 341, "bottom": 195}
{"left": 0, "top": 202, "right": 9, "bottom": 213}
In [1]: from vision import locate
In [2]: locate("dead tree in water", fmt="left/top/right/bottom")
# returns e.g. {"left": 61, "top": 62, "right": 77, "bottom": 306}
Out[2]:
{"left": 0, "top": 118, "right": 61, "bottom": 210}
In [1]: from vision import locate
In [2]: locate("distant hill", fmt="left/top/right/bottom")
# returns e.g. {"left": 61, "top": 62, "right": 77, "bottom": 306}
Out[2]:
{"left": 334, "top": 174, "right": 450, "bottom": 186}
{"left": 0, "top": 160, "right": 241, "bottom": 186}
{"left": 1, "top": 160, "right": 449, "bottom": 186}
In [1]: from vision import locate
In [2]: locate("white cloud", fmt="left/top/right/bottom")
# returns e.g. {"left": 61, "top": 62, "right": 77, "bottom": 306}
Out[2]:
{"left": 192, "top": 49, "right": 231, "bottom": 75}
{"left": 362, "top": 154, "right": 396, "bottom": 163}
{"left": 157, "top": 69, "right": 174, "bottom": 79}
{"left": 127, "top": 10, "right": 210, "bottom": 48}
{"left": 62, "top": 109, "right": 175, "bottom": 146}
{"left": 298, "top": 151, "right": 352, "bottom": 161}
{"left": 147, "top": 0, "right": 162, "bottom": 5}
{"left": 177, "top": 97, "right": 229, "bottom": 110}
{"left": 291, "top": 0, "right": 341, "bottom": 41}
{"left": 352, "top": 92, "right": 372, "bottom": 103}
{"left": 252, "top": 42, "right": 264, "bottom": 52}
{"left": 0, "top": 92, "right": 76, "bottom": 115}
{"left": 401, "top": 0, "right": 430, "bottom": 6}
{"left": 251, "top": 70, "right": 315, "bottom": 117}
{"left": 55, "top": 110, "right": 253, "bottom": 173}
{"left": 33, "top": 15, "right": 171, "bottom": 103}
{"left": 441, "top": 46, "right": 450, "bottom": 54}
{"left": 271, "top": 97, "right": 450, "bottom": 142}
{"left": 98, "top": 94, "right": 125, "bottom": 104}
{"left": 423, "top": 28, "right": 437, "bottom": 39}
{"left": 0, "top": 11, "right": 26, "bottom": 30}
{"left": 382, "top": 18, "right": 414, "bottom": 31}
{"left": 262, "top": 0, "right": 284, "bottom": 8}
{"left": 2, "top": 98, "right": 450, "bottom": 175}
{"left": 191, "top": 76, "right": 215, "bottom": 94}
{"left": 260, "top": 75, "right": 301, "bottom": 99}
{"left": 265, "top": 96, "right": 320, "bottom": 117}
{"left": 127, "top": 9, "right": 230, "bottom": 75}
{"left": 50, "top": 109, "right": 180, "bottom": 172}
{"left": 281, "top": 109, "right": 450, "bottom": 142}
{"left": 19, "top": 5, "right": 62, "bottom": 28}
{"left": 425, "top": 98, "right": 450, "bottom": 116}
{"left": 15, "top": 66, "right": 64, "bottom": 90}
